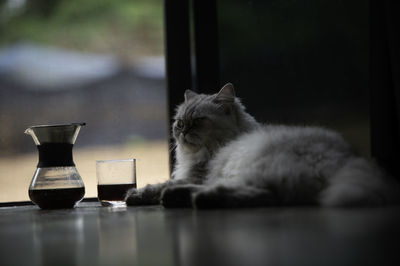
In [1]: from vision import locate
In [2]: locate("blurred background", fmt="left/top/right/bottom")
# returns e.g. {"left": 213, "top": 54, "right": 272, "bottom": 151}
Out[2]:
{"left": 0, "top": 0, "right": 169, "bottom": 202}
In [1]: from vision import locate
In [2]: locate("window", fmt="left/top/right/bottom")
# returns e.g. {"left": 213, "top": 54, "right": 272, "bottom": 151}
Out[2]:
{"left": 0, "top": 0, "right": 169, "bottom": 202}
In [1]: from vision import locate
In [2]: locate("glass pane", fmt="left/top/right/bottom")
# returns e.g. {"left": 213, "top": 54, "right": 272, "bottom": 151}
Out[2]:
{"left": 0, "top": 0, "right": 169, "bottom": 202}
{"left": 218, "top": 0, "right": 370, "bottom": 156}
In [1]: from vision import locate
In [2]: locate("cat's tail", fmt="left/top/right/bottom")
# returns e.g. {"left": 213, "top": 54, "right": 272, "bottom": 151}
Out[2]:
{"left": 319, "top": 157, "right": 400, "bottom": 207}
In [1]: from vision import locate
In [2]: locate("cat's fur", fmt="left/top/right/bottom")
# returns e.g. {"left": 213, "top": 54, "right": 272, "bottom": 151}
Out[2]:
{"left": 125, "top": 83, "right": 399, "bottom": 208}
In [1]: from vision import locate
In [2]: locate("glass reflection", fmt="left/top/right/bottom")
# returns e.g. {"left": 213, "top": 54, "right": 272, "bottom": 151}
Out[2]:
{"left": 31, "top": 210, "right": 90, "bottom": 266}
{"left": 97, "top": 206, "right": 138, "bottom": 265}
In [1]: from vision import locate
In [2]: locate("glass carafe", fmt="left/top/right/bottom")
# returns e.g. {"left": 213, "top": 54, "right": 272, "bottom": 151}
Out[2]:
{"left": 25, "top": 123, "right": 86, "bottom": 209}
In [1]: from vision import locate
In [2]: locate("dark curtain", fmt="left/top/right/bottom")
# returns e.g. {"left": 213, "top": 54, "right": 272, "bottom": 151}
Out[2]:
{"left": 370, "top": 0, "right": 400, "bottom": 177}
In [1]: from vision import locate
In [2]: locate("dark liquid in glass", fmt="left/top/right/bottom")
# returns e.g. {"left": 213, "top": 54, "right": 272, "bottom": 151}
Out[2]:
{"left": 29, "top": 187, "right": 85, "bottom": 209}
{"left": 97, "top": 183, "right": 136, "bottom": 202}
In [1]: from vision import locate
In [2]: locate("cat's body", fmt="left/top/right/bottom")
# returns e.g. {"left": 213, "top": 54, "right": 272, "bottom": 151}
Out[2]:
{"left": 126, "top": 84, "right": 399, "bottom": 208}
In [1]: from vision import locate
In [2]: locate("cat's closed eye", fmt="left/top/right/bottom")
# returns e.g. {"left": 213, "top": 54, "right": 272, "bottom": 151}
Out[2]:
{"left": 192, "top": 117, "right": 207, "bottom": 126}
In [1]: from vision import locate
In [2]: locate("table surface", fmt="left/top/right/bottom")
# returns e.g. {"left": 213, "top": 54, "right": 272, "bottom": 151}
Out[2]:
{"left": 1, "top": 202, "right": 400, "bottom": 266}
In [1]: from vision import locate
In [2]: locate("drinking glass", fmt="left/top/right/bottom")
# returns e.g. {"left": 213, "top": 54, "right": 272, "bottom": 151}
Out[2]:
{"left": 96, "top": 159, "right": 136, "bottom": 207}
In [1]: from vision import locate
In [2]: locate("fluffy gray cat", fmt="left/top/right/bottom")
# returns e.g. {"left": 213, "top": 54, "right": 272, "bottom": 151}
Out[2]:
{"left": 125, "top": 83, "right": 399, "bottom": 208}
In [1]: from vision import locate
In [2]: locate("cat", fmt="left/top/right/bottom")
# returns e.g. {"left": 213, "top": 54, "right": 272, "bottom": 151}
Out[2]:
{"left": 125, "top": 83, "right": 399, "bottom": 208}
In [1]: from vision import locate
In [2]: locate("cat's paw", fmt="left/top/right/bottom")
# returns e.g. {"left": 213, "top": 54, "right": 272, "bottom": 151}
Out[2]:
{"left": 161, "top": 185, "right": 201, "bottom": 208}
{"left": 192, "top": 188, "right": 224, "bottom": 209}
{"left": 125, "top": 184, "right": 163, "bottom": 206}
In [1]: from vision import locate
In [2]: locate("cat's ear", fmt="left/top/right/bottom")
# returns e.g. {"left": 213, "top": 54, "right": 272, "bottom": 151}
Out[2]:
{"left": 184, "top": 90, "right": 198, "bottom": 101}
{"left": 216, "top": 83, "right": 235, "bottom": 103}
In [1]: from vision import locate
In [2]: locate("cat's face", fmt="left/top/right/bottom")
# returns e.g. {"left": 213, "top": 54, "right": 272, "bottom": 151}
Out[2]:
{"left": 173, "top": 84, "right": 238, "bottom": 152}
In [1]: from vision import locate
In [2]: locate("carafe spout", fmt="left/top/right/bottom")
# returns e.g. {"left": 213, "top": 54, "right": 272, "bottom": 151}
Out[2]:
{"left": 24, "top": 127, "right": 40, "bottom": 145}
